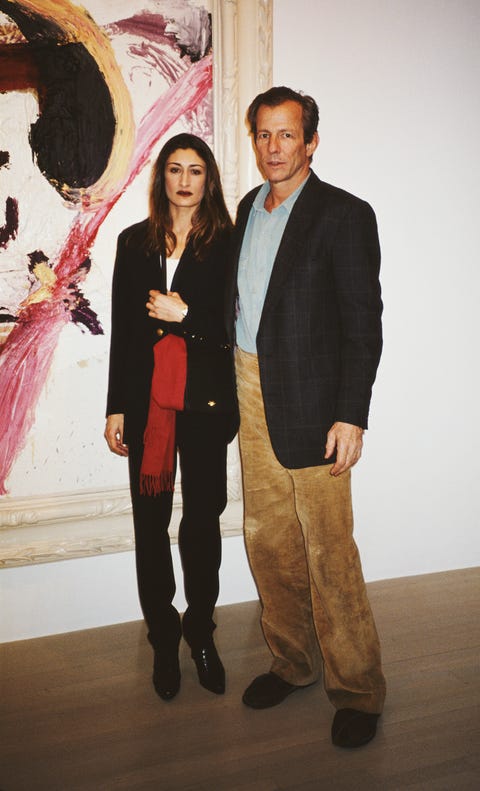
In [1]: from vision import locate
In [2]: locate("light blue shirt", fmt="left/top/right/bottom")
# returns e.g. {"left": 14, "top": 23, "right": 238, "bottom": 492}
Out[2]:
{"left": 236, "top": 175, "right": 310, "bottom": 353}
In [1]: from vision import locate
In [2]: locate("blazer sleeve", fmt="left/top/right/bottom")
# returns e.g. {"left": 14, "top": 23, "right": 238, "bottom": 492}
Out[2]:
{"left": 105, "top": 230, "right": 131, "bottom": 416}
{"left": 331, "top": 199, "right": 383, "bottom": 428}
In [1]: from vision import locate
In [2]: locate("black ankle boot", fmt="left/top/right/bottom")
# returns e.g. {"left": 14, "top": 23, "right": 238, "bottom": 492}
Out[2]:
{"left": 152, "top": 650, "right": 181, "bottom": 701}
{"left": 191, "top": 640, "right": 225, "bottom": 694}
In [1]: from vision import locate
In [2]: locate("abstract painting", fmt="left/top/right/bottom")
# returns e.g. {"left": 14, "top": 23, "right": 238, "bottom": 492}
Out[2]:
{"left": 0, "top": 0, "right": 213, "bottom": 495}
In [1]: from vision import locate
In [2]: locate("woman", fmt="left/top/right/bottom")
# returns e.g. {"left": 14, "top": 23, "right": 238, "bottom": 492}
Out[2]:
{"left": 104, "top": 133, "right": 237, "bottom": 701}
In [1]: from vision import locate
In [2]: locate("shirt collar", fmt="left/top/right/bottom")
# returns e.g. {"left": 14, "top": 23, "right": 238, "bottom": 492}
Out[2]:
{"left": 252, "top": 171, "right": 311, "bottom": 215}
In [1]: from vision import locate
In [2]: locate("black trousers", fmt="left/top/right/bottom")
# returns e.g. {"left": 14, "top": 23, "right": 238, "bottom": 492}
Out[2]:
{"left": 127, "top": 410, "right": 231, "bottom": 655}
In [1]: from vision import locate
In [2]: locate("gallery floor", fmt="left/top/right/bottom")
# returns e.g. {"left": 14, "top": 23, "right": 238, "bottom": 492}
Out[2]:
{"left": 0, "top": 568, "right": 478, "bottom": 790}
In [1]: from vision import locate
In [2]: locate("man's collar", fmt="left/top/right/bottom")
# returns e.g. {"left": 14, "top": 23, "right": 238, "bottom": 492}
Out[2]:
{"left": 253, "top": 171, "right": 311, "bottom": 214}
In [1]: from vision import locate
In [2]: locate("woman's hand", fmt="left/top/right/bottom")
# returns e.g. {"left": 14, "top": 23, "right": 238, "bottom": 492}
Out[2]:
{"left": 104, "top": 414, "right": 128, "bottom": 457}
{"left": 146, "top": 290, "right": 188, "bottom": 323}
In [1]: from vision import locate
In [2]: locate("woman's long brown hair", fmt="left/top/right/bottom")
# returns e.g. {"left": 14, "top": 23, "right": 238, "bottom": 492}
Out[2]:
{"left": 147, "top": 133, "right": 232, "bottom": 259}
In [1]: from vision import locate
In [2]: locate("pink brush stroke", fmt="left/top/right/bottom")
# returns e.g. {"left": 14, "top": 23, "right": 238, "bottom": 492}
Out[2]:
{"left": 0, "top": 53, "right": 212, "bottom": 495}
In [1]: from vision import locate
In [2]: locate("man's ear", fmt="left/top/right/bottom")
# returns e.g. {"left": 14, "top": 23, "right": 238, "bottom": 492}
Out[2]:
{"left": 306, "top": 131, "right": 319, "bottom": 157}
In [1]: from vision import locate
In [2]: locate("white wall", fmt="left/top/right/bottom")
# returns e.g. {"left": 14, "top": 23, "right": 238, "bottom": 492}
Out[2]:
{"left": 274, "top": 0, "right": 480, "bottom": 578}
{"left": 2, "top": 0, "right": 479, "bottom": 643}
{"left": 0, "top": 535, "right": 258, "bottom": 643}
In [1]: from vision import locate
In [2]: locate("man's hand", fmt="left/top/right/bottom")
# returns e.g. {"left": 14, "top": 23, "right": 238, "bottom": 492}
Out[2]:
{"left": 104, "top": 414, "right": 128, "bottom": 457}
{"left": 325, "top": 421, "right": 364, "bottom": 476}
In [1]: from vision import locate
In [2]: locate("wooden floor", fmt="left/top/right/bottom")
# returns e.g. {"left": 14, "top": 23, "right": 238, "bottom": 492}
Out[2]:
{"left": 0, "top": 568, "right": 479, "bottom": 791}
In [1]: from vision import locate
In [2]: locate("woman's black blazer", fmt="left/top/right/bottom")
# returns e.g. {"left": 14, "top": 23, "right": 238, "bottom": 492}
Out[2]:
{"left": 106, "top": 219, "right": 237, "bottom": 441}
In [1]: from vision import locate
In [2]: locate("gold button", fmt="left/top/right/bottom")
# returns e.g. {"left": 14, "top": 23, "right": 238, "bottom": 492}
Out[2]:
{"left": 156, "top": 328, "right": 164, "bottom": 337}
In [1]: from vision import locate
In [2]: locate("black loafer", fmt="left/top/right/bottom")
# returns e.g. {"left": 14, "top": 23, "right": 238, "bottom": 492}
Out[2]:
{"left": 242, "top": 672, "right": 303, "bottom": 709}
{"left": 331, "top": 708, "right": 380, "bottom": 748}
{"left": 191, "top": 641, "right": 225, "bottom": 694}
{"left": 152, "top": 651, "right": 181, "bottom": 701}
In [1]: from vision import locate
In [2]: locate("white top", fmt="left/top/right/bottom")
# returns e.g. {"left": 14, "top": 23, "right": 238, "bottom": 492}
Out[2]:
{"left": 165, "top": 257, "right": 179, "bottom": 291}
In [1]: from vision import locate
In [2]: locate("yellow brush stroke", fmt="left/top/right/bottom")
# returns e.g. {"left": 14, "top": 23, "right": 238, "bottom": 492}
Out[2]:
{"left": 21, "top": 262, "right": 56, "bottom": 306}
{"left": 3, "top": 0, "right": 135, "bottom": 209}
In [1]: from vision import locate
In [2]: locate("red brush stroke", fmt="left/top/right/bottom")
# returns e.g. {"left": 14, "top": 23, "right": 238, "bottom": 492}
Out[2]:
{"left": 0, "top": 53, "right": 212, "bottom": 494}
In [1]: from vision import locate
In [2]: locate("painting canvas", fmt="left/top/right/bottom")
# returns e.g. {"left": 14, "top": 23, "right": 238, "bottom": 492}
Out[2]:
{"left": 0, "top": 0, "right": 214, "bottom": 497}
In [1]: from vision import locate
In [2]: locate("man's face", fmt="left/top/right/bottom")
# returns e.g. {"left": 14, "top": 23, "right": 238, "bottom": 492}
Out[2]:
{"left": 254, "top": 100, "right": 318, "bottom": 193}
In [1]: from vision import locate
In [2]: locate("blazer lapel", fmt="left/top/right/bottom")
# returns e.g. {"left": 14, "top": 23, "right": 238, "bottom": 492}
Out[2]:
{"left": 150, "top": 250, "right": 166, "bottom": 293}
{"left": 225, "top": 189, "right": 260, "bottom": 339}
{"left": 232, "top": 190, "right": 259, "bottom": 275}
{"left": 260, "top": 175, "right": 317, "bottom": 319}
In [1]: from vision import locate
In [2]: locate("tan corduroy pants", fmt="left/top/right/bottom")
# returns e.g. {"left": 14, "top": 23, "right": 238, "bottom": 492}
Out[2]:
{"left": 235, "top": 348, "right": 386, "bottom": 713}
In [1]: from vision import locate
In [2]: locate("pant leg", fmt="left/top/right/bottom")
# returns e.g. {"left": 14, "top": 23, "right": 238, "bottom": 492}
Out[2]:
{"left": 128, "top": 434, "right": 181, "bottom": 653}
{"left": 292, "top": 465, "right": 386, "bottom": 713}
{"left": 235, "top": 348, "right": 322, "bottom": 685}
{"left": 235, "top": 347, "right": 386, "bottom": 712}
{"left": 175, "top": 410, "right": 230, "bottom": 648}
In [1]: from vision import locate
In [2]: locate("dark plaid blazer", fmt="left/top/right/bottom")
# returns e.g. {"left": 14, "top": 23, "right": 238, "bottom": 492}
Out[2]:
{"left": 226, "top": 171, "right": 383, "bottom": 469}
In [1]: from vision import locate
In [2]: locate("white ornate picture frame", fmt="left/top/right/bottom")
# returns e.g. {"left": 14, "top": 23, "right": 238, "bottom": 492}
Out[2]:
{"left": 0, "top": 0, "right": 272, "bottom": 568}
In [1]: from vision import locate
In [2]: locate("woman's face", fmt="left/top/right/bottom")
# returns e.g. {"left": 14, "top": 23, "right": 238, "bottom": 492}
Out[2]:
{"left": 164, "top": 147, "right": 207, "bottom": 212}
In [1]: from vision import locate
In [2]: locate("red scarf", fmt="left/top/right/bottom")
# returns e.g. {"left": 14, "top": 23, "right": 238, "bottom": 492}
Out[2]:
{"left": 140, "top": 334, "right": 187, "bottom": 495}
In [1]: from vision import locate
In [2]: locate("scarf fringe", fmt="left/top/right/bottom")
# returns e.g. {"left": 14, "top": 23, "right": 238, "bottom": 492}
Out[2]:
{"left": 140, "top": 471, "right": 175, "bottom": 496}
{"left": 140, "top": 334, "right": 187, "bottom": 497}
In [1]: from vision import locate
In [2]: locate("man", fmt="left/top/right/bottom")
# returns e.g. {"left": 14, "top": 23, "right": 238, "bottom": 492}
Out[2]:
{"left": 226, "top": 87, "right": 386, "bottom": 748}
